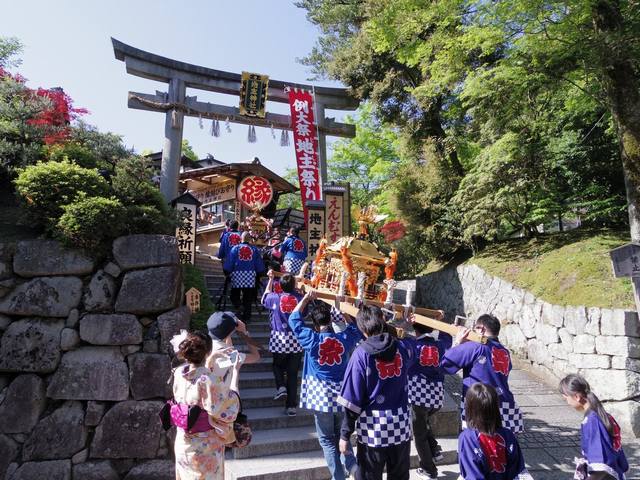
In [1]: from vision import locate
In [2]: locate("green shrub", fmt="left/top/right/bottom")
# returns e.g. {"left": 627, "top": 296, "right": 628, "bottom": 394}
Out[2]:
{"left": 45, "top": 142, "right": 98, "bottom": 169}
{"left": 182, "top": 264, "right": 215, "bottom": 330}
{"left": 56, "top": 197, "right": 127, "bottom": 251}
{"left": 124, "top": 205, "right": 175, "bottom": 235}
{"left": 14, "top": 160, "right": 109, "bottom": 231}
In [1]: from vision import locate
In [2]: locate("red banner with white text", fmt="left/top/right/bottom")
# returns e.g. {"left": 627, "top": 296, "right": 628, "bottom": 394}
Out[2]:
{"left": 288, "top": 89, "right": 322, "bottom": 222}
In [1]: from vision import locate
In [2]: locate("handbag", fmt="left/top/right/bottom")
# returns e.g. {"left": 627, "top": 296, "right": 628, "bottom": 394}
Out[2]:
{"left": 227, "top": 392, "right": 252, "bottom": 448}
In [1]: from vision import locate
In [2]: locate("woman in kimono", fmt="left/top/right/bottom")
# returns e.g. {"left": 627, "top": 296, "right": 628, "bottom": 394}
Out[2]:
{"left": 172, "top": 330, "right": 241, "bottom": 480}
{"left": 559, "top": 374, "right": 629, "bottom": 480}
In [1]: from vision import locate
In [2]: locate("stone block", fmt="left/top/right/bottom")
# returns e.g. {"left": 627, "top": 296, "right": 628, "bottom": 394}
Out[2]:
{"left": 0, "top": 314, "right": 11, "bottom": 331}
{"left": 535, "top": 323, "right": 559, "bottom": 345}
{"left": 527, "top": 339, "right": 548, "bottom": 365}
{"left": 564, "top": 306, "right": 587, "bottom": 335}
{"left": 601, "top": 309, "right": 640, "bottom": 337}
{"left": 0, "top": 435, "right": 18, "bottom": 479}
{"left": 501, "top": 324, "right": 528, "bottom": 357}
{"left": 157, "top": 306, "right": 191, "bottom": 354}
{"left": 611, "top": 356, "right": 640, "bottom": 373}
{"left": 139, "top": 316, "right": 154, "bottom": 326}
{"left": 9, "top": 460, "right": 71, "bottom": 480}
{"left": 567, "top": 353, "right": 610, "bottom": 369}
{"left": 128, "top": 353, "right": 171, "bottom": 400}
{"left": 83, "top": 270, "right": 117, "bottom": 312}
{"left": 91, "top": 401, "right": 164, "bottom": 459}
{"left": 585, "top": 307, "right": 601, "bottom": 336}
{"left": 13, "top": 240, "right": 94, "bottom": 277}
{"left": 0, "top": 319, "right": 64, "bottom": 373}
{"left": 558, "top": 328, "right": 574, "bottom": 354}
{"left": 582, "top": 369, "right": 640, "bottom": 401}
{"left": 548, "top": 343, "right": 569, "bottom": 360}
{"left": 123, "top": 460, "right": 174, "bottom": 480}
{"left": 115, "top": 266, "right": 181, "bottom": 314}
{"left": 518, "top": 304, "right": 538, "bottom": 338}
{"left": 595, "top": 335, "right": 640, "bottom": 359}
{"left": 541, "top": 302, "right": 564, "bottom": 328}
{"left": 0, "top": 277, "right": 82, "bottom": 317}
{"left": 0, "top": 278, "right": 15, "bottom": 298}
{"left": 113, "top": 235, "right": 179, "bottom": 271}
{"left": 47, "top": 347, "right": 129, "bottom": 401}
{"left": 80, "top": 314, "right": 143, "bottom": 345}
{"left": 66, "top": 308, "right": 79, "bottom": 328}
{"left": 552, "top": 359, "right": 570, "bottom": 377}
{"left": 73, "top": 461, "right": 120, "bottom": 480}
{"left": 60, "top": 328, "right": 80, "bottom": 351}
{"left": 103, "top": 262, "right": 121, "bottom": 278}
{"left": 0, "top": 261, "right": 9, "bottom": 279}
{"left": 71, "top": 448, "right": 88, "bottom": 464}
{"left": 85, "top": 401, "right": 107, "bottom": 427}
{"left": 606, "top": 400, "right": 640, "bottom": 437}
{"left": 573, "top": 334, "right": 596, "bottom": 354}
{"left": 22, "top": 401, "right": 87, "bottom": 461}
{"left": 121, "top": 345, "right": 141, "bottom": 356}
{"left": 143, "top": 339, "right": 159, "bottom": 353}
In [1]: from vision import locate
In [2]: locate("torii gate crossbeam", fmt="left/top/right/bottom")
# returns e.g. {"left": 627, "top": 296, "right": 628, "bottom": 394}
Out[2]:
{"left": 112, "top": 38, "right": 359, "bottom": 202}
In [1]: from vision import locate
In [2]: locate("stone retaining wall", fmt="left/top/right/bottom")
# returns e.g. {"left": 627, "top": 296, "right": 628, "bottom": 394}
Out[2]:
{"left": 415, "top": 263, "right": 640, "bottom": 437}
{"left": 0, "top": 236, "right": 186, "bottom": 480}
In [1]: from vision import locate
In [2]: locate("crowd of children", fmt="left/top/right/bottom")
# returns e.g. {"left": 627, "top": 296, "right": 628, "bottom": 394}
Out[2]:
{"left": 170, "top": 231, "right": 631, "bottom": 480}
{"left": 257, "top": 270, "right": 630, "bottom": 480}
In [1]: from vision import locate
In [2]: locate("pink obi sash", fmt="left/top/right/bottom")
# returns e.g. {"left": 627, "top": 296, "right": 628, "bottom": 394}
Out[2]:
{"left": 170, "top": 402, "right": 212, "bottom": 433}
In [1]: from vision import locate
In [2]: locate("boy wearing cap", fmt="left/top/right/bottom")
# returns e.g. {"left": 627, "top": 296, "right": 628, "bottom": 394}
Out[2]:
{"left": 223, "top": 232, "right": 265, "bottom": 324}
{"left": 206, "top": 311, "right": 260, "bottom": 381}
{"left": 288, "top": 291, "right": 362, "bottom": 480}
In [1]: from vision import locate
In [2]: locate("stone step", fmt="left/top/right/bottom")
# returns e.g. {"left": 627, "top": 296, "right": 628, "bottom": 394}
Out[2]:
{"left": 240, "top": 387, "right": 293, "bottom": 409}
{"left": 226, "top": 436, "right": 459, "bottom": 478}
{"left": 239, "top": 370, "right": 301, "bottom": 390}
{"left": 244, "top": 406, "right": 315, "bottom": 430}
{"left": 241, "top": 358, "right": 274, "bottom": 373}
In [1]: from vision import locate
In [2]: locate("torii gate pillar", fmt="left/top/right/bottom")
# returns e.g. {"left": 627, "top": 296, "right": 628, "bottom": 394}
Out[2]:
{"left": 160, "top": 79, "right": 186, "bottom": 201}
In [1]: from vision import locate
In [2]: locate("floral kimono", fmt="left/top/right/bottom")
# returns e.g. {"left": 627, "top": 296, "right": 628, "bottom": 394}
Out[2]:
{"left": 173, "top": 364, "right": 240, "bottom": 480}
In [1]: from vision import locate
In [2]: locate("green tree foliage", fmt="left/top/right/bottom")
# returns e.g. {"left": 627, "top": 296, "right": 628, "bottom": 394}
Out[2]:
{"left": 297, "top": 0, "right": 633, "bottom": 265}
{"left": 328, "top": 103, "right": 399, "bottom": 213}
{"left": 276, "top": 167, "right": 303, "bottom": 210}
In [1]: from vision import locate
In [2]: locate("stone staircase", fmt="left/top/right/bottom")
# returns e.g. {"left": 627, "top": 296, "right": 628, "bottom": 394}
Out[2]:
{"left": 224, "top": 310, "right": 461, "bottom": 480}
{"left": 193, "top": 253, "right": 461, "bottom": 479}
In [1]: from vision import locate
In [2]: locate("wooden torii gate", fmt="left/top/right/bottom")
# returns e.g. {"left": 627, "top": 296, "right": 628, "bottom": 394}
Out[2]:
{"left": 112, "top": 38, "right": 360, "bottom": 202}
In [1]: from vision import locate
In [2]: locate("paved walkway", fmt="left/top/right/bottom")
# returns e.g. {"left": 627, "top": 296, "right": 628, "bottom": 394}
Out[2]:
{"left": 406, "top": 367, "right": 639, "bottom": 479}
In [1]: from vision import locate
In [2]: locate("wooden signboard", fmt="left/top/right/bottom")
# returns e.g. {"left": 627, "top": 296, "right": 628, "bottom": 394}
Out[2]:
{"left": 172, "top": 192, "right": 201, "bottom": 265}
{"left": 610, "top": 242, "right": 640, "bottom": 278}
{"left": 185, "top": 287, "right": 201, "bottom": 313}
{"left": 306, "top": 200, "right": 326, "bottom": 259}
{"left": 190, "top": 180, "right": 236, "bottom": 206}
{"left": 240, "top": 72, "right": 269, "bottom": 118}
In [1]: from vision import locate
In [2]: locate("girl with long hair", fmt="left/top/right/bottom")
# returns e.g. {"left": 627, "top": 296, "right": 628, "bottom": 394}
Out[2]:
{"left": 458, "top": 383, "right": 532, "bottom": 479}
{"left": 559, "top": 374, "right": 629, "bottom": 480}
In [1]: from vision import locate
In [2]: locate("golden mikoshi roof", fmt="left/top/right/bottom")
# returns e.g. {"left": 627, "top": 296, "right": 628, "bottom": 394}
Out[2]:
{"left": 326, "top": 236, "right": 387, "bottom": 263}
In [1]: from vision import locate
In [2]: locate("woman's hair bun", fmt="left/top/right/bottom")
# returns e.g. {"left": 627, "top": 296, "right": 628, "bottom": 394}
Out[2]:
{"left": 177, "top": 331, "right": 212, "bottom": 364}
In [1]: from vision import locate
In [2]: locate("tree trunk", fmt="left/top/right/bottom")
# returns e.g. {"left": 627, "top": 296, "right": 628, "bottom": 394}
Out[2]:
{"left": 593, "top": 0, "right": 640, "bottom": 242}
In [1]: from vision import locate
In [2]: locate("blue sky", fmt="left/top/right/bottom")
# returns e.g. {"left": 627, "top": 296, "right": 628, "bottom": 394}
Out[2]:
{"left": 2, "top": 0, "right": 350, "bottom": 175}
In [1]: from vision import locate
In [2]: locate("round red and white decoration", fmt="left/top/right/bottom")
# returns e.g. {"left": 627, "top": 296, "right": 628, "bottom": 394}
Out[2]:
{"left": 237, "top": 176, "right": 274, "bottom": 211}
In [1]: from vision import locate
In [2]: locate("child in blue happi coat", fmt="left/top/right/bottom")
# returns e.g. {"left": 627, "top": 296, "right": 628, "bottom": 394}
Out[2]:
{"left": 338, "top": 305, "right": 416, "bottom": 480}
{"left": 559, "top": 374, "right": 628, "bottom": 480}
{"left": 262, "top": 270, "right": 304, "bottom": 416}
{"left": 279, "top": 226, "right": 307, "bottom": 275}
{"left": 458, "top": 383, "right": 532, "bottom": 479}
{"left": 440, "top": 314, "right": 524, "bottom": 434}
{"left": 288, "top": 290, "right": 362, "bottom": 480}
{"left": 405, "top": 321, "right": 452, "bottom": 479}
{"left": 218, "top": 220, "right": 241, "bottom": 262}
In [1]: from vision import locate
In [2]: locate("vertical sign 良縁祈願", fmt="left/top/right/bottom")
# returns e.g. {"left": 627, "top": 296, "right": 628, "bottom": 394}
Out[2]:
{"left": 288, "top": 89, "right": 322, "bottom": 221}
{"left": 172, "top": 192, "right": 201, "bottom": 265}
{"left": 306, "top": 200, "right": 326, "bottom": 260}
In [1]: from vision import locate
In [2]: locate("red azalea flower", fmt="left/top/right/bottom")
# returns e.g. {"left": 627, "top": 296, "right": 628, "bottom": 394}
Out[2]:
{"left": 318, "top": 337, "right": 345, "bottom": 366}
